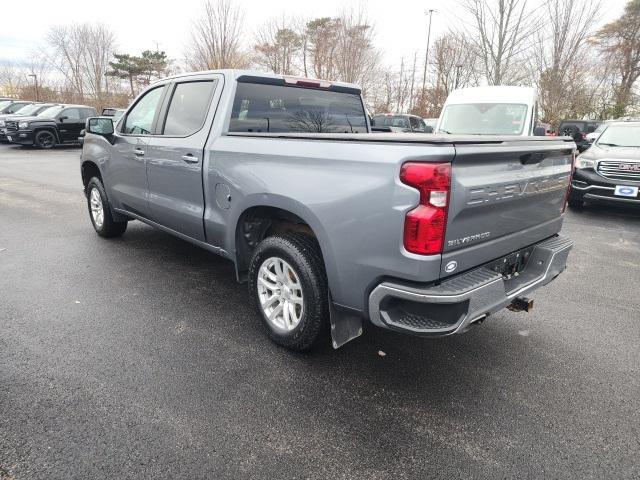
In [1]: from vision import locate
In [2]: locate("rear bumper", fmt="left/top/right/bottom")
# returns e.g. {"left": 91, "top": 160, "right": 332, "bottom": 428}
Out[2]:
{"left": 368, "top": 235, "right": 573, "bottom": 336}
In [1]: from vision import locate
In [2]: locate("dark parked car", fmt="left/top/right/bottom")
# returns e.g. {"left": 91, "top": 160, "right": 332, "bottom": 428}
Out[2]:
{"left": 0, "top": 99, "right": 31, "bottom": 115}
{"left": 371, "top": 113, "right": 432, "bottom": 133}
{"left": 0, "top": 103, "right": 59, "bottom": 142}
{"left": 558, "top": 119, "right": 601, "bottom": 152}
{"left": 569, "top": 121, "right": 640, "bottom": 209}
{"left": 5, "top": 104, "right": 97, "bottom": 148}
{"left": 101, "top": 108, "right": 126, "bottom": 125}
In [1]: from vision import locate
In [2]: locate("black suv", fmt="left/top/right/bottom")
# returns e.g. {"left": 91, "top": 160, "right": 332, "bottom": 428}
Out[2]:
{"left": 5, "top": 104, "right": 97, "bottom": 148}
{"left": 558, "top": 119, "right": 601, "bottom": 153}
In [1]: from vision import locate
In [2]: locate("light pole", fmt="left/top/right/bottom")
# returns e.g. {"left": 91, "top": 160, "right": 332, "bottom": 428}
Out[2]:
{"left": 454, "top": 64, "right": 463, "bottom": 89}
{"left": 421, "top": 9, "right": 435, "bottom": 103}
{"left": 28, "top": 74, "right": 39, "bottom": 102}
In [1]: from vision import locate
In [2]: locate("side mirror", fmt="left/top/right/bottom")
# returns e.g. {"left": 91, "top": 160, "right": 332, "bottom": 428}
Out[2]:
{"left": 86, "top": 117, "right": 114, "bottom": 136}
{"left": 59, "top": 116, "right": 68, "bottom": 122}
{"left": 533, "top": 126, "right": 546, "bottom": 136}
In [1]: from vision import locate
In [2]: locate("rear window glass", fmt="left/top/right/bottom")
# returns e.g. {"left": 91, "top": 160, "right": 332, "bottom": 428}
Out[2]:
{"left": 229, "top": 83, "right": 367, "bottom": 133}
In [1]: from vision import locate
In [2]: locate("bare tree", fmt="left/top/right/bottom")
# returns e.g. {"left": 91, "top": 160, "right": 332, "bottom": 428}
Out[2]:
{"left": 459, "top": 0, "right": 538, "bottom": 85}
{"left": 254, "top": 17, "right": 303, "bottom": 75}
{"left": 592, "top": 0, "right": 640, "bottom": 117}
{"left": 186, "top": 0, "right": 249, "bottom": 70}
{"left": 433, "top": 33, "right": 479, "bottom": 93}
{"left": 533, "top": 0, "right": 602, "bottom": 126}
{"left": 46, "top": 23, "right": 115, "bottom": 103}
{"left": 300, "top": 9, "right": 380, "bottom": 98}
{"left": 334, "top": 8, "right": 381, "bottom": 91}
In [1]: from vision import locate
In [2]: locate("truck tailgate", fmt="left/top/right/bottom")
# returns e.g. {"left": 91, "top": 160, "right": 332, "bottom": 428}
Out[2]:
{"left": 441, "top": 140, "right": 574, "bottom": 278}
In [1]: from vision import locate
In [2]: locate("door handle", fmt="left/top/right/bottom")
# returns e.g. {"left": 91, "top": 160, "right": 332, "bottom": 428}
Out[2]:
{"left": 133, "top": 148, "right": 145, "bottom": 156}
{"left": 181, "top": 154, "right": 199, "bottom": 163}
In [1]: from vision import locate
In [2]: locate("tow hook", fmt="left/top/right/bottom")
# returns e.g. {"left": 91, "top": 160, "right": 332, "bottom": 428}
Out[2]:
{"left": 508, "top": 297, "right": 534, "bottom": 313}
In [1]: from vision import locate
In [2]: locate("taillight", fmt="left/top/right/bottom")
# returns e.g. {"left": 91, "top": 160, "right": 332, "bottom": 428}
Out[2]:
{"left": 400, "top": 162, "right": 451, "bottom": 255}
{"left": 562, "top": 153, "right": 577, "bottom": 213}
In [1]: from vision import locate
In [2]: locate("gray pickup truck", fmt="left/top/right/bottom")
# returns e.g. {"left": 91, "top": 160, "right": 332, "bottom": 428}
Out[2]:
{"left": 80, "top": 70, "right": 574, "bottom": 351}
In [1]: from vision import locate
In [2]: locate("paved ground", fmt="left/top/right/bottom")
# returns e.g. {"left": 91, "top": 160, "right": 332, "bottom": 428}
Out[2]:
{"left": 0, "top": 143, "right": 639, "bottom": 479}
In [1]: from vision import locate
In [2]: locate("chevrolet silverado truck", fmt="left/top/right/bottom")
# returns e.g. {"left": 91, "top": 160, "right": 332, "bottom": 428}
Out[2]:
{"left": 80, "top": 70, "right": 575, "bottom": 351}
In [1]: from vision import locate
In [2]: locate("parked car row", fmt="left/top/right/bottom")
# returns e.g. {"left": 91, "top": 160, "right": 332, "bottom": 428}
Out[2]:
{"left": 0, "top": 101, "right": 98, "bottom": 148}
{"left": 0, "top": 101, "right": 128, "bottom": 149}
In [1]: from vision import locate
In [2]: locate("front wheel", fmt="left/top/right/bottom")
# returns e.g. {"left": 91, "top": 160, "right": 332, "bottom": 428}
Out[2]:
{"left": 248, "top": 233, "right": 328, "bottom": 351}
{"left": 34, "top": 130, "right": 56, "bottom": 149}
{"left": 86, "top": 177, "right": 127, "bottom": 237}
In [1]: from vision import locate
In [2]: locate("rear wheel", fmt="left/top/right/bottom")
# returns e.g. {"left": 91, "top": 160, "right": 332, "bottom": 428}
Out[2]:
{"left": 248, "top": 233, "right": 328, "bottom": 351}
{"left": 86, "top": 177, "right": 127, "bottom": 237}
{"left": 35, "top": 130, "right": 56, "bottom": 149}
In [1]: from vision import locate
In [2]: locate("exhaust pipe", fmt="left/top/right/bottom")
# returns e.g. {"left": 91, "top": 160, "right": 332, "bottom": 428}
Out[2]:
{"left": 508, "top": 297, "right": 534, "bottom": 313}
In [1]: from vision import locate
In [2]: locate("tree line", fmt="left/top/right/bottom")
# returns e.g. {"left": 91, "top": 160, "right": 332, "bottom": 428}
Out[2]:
{"left": 0, "top": 0, "right": 639, "bottom": 127}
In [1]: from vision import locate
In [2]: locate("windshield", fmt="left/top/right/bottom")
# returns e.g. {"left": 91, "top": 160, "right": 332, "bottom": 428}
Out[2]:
{"left": 37, "top": 105, "right": 65, "bottom": 118}
{"left": 0, "top": 101, "right": 11, "bottom": 110}
{"left": 439, "top": 103, "right": 528, "bottom": 135}
{"left": 13, "top": 104, "right": 40, "bottom": 116}
{"left": 372, "top": 115, "right": 410, "bottom": 129}
{"left": 593, "top": 123, "right": 607, "bottom": 134}
{"left": 596, "top": 124, "right": 640, "bottom": 147}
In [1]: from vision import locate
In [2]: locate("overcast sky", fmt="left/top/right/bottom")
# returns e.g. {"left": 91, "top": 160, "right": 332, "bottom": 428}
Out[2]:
{"left": 0, "top": 0, "right": 630, "bottom": 70}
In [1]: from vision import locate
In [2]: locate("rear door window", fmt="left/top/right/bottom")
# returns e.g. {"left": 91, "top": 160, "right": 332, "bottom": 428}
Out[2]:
{"left": 162, "top": 80, "right": 216, "bottom": 136}
{"left": 229, "top": 82, "right": 367, "bottom": 133}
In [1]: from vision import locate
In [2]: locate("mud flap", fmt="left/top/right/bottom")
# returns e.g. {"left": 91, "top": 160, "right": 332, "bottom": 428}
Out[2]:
{"left": 329, "top": 294, "right": 363, "bottom": 349}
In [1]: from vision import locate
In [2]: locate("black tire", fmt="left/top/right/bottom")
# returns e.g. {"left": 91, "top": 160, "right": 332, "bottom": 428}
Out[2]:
{"left": 86, "top": 177, "right": 128, "bottom": 238}
{"left": 248, "top": 233, "right": 329, "bottom": 351}
{"left": 34, "top": 130, "right": 56, "bottom": 149}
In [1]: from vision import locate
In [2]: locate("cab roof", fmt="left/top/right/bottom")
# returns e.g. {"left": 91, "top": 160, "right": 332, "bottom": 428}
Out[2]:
{"left": 445, "top": 86, "right": 536, "bottom": 105}
{"left": 158, "top": 69, "right": 362, "bottom": 94}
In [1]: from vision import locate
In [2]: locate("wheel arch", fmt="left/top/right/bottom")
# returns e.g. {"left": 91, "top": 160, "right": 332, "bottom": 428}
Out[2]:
{"left": 33, "top": 125, "right": 61, "bottom": 144}
{"left": 230, "top": 196, "right": 338, "bottom": 292}
{"left": 81, "top": 160, "right": 103, "bottom": 193}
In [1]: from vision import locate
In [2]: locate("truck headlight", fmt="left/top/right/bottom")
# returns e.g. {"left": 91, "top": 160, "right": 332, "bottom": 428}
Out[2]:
{"left": 575, "top": 157, "right": 596, "bottom": 169}
{"left": 18, "top": 122, "right": 29, "bottom": 129}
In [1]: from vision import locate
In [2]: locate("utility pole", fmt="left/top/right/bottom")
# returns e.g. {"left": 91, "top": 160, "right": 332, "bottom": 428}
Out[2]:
{"left": 397, "top": 57, "right": 404, "bottom": 113}
{"left": 408, "top": 51, "right": 418, "bottom": 112}
{"left": 28, "top": 74, "right": 39, "bottom": 102}
{"left": 421, "top": 9, "right": 435, "bottom": 103}
{"left": 454, "top": 64, "right": 463, "bottom": 89}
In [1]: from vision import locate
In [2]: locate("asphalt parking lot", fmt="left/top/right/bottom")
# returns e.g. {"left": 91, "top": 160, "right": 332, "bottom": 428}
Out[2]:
{"left": 1, "top": 143, "right": 639, "bottom": 479}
